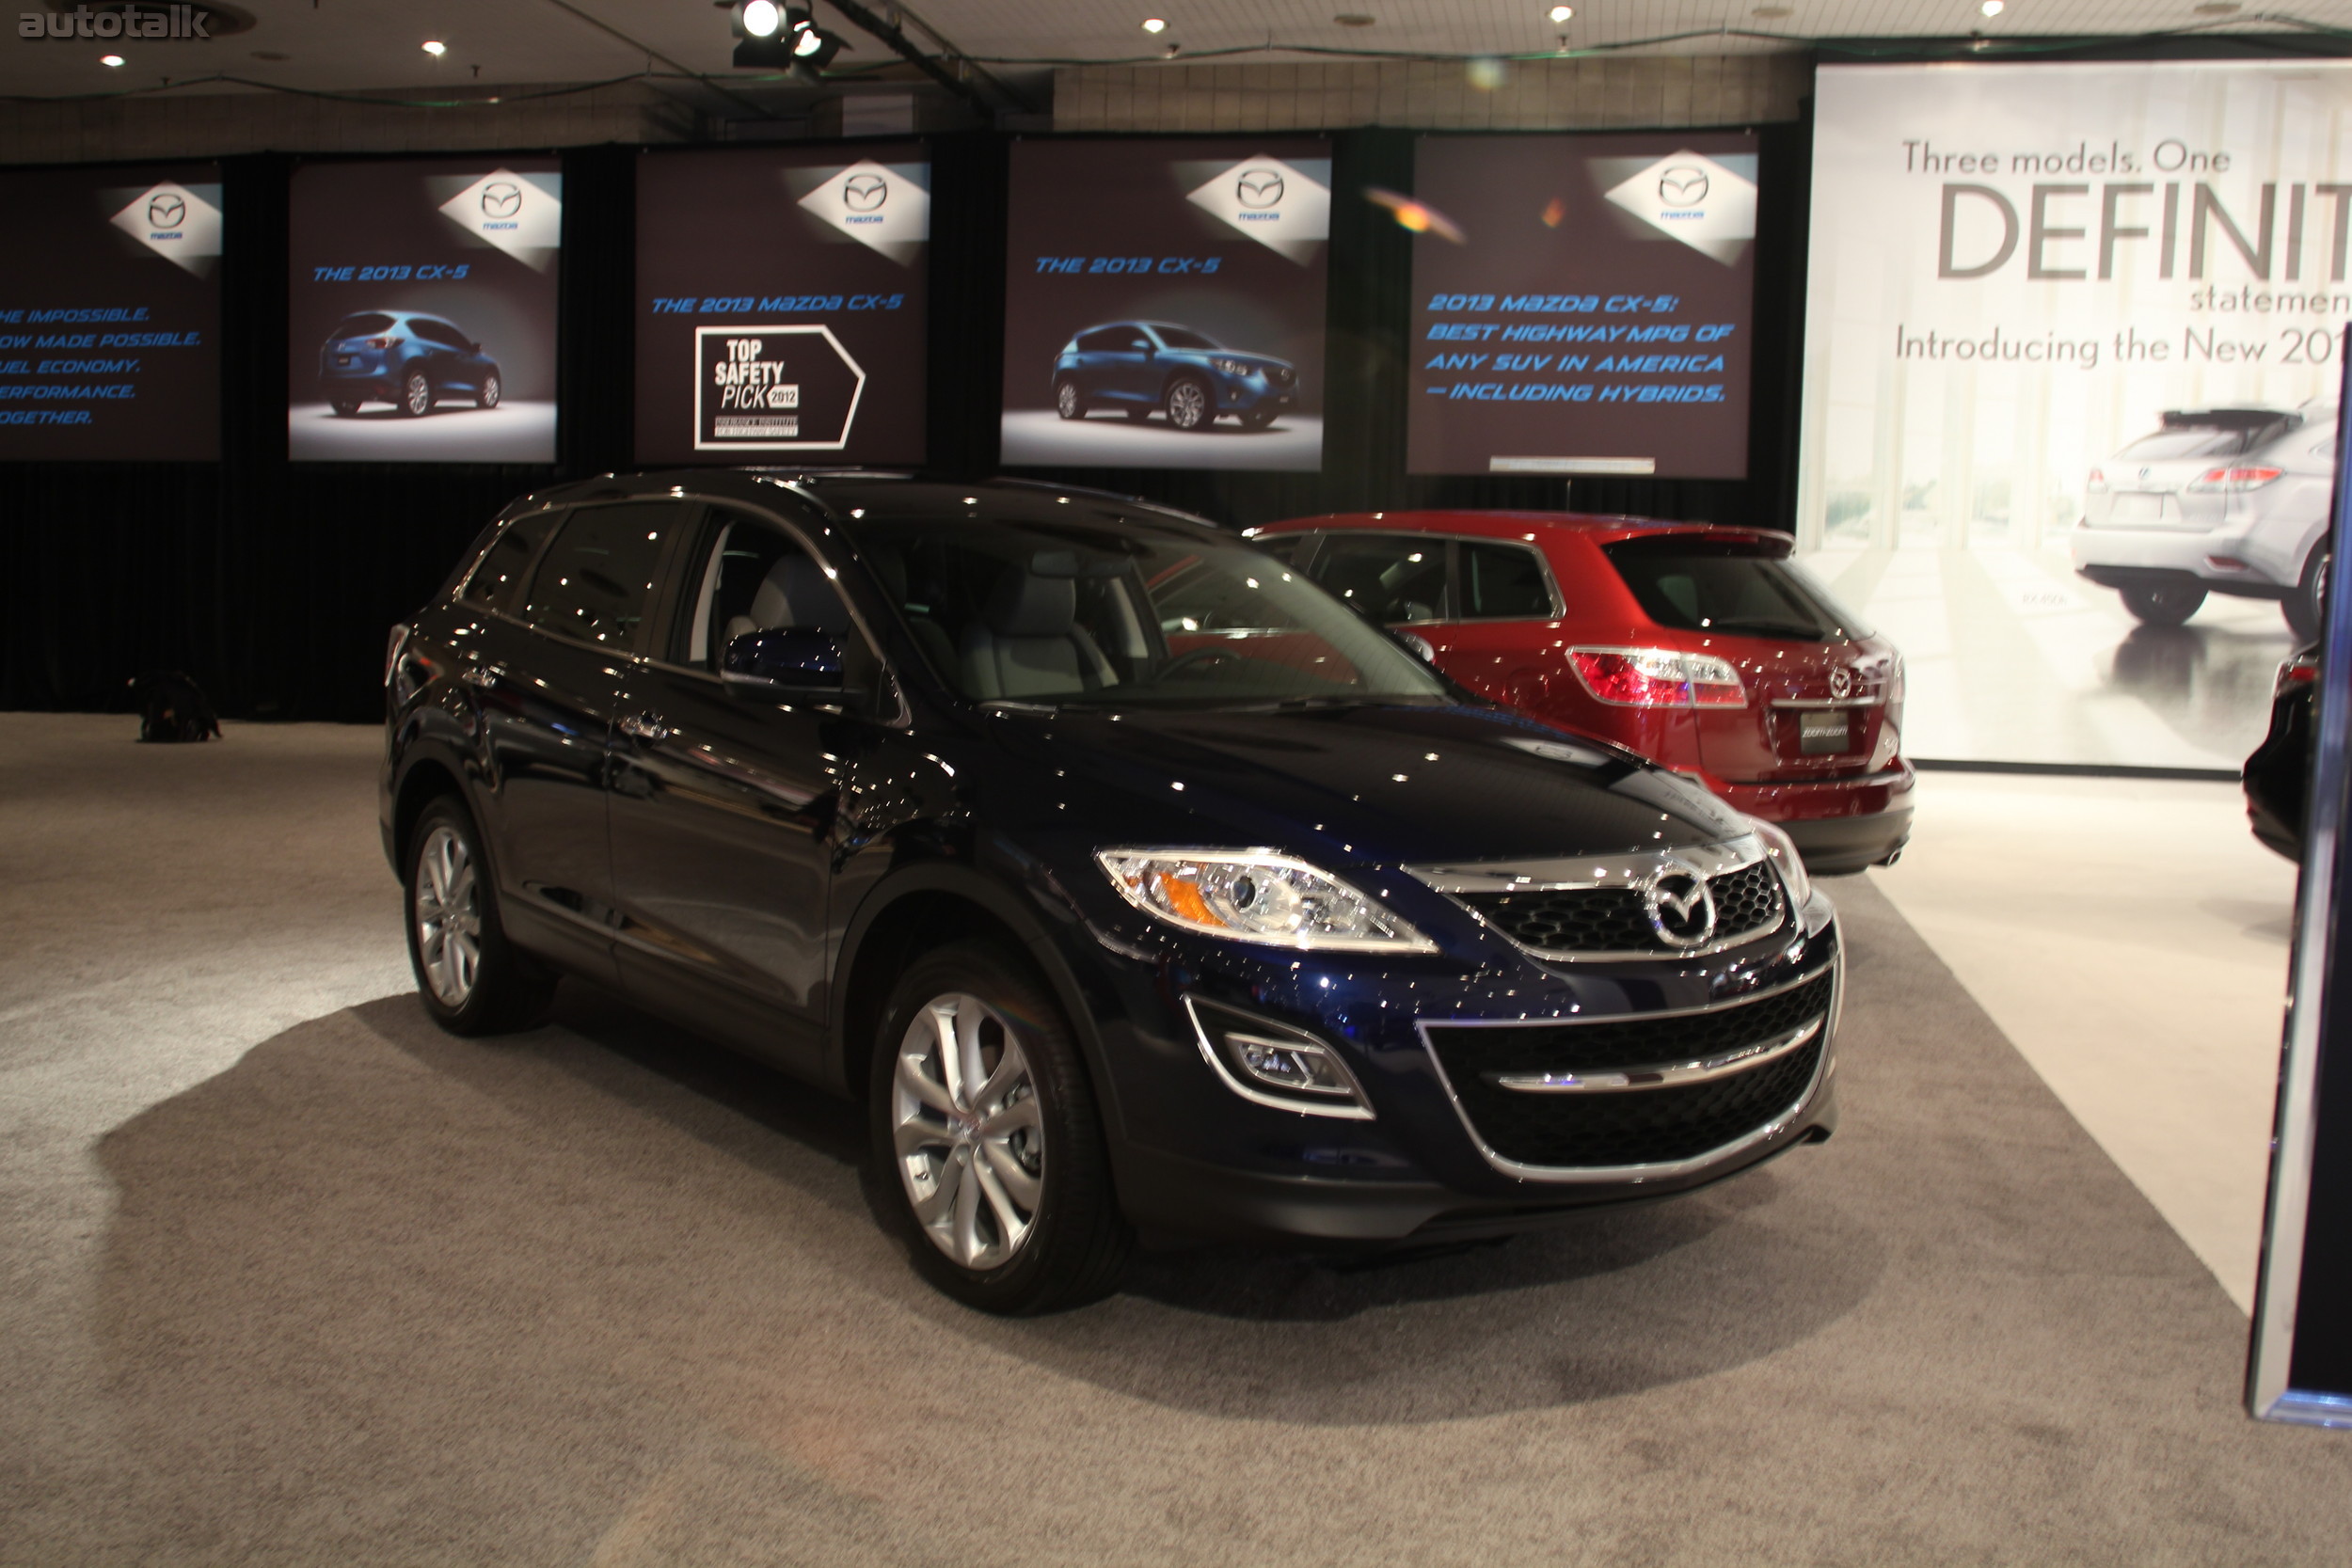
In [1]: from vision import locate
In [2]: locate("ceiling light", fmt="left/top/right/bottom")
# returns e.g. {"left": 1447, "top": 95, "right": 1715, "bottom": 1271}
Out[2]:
{"left": 1979, "top": 0, "right": 2003, "bottom": 13}
{"left": 1142, "top": 17, "right": 1167, "bottom": 32}
{"left": 1549, "top": 4, "right": 1573, "bottom": 22}
{"left": 100, "top": 53, "right": 123, "bottom": 66}
{"left": 421, "top": 40, "right": 448, "bottom": 56}
{"left": 740, "top": 0, "right": 782, "bottom": 38}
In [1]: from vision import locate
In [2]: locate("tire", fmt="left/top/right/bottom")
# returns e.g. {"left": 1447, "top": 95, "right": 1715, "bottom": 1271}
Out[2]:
{"left": 329, "top": 399, "right": 360, "bottom": 418}
{"left": 2119, "top": 580, "right": 2206, "bottom": 626}
{"left": 401, "top": 371, "right": 433, "bottom": 418}
{"left": 867, "top": 942, "right": 1130, "bottom": 1314}
{"left": 1054, "top": 379, "right": 1084, "bottom": 420}
{"left": 1164, "top": 376, "right": 1212, "bottom": 431}
{"left": 404, "top": 798, "right": 555, "bottom": 1037}
{"left": 2286, "top": 548, "right": 2328, "bottom": 641}
{"left": 476, "top": 372, "right": 501, "bottom": 410}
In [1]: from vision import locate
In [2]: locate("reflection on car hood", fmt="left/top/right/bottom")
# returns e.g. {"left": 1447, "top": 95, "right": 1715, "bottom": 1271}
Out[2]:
{"left": 1185, "top": 350, "right": 1288, "bottom": 368}
{"left": 991, "top": 702, "right": 1744, "bottom": 865}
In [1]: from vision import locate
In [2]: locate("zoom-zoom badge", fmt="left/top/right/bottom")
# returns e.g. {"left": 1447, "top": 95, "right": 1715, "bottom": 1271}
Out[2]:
{"left": 693, "top": 325, "right": 866, "bottom": 452}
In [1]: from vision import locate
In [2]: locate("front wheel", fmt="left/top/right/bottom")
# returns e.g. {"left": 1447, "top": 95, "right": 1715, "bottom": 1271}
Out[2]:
{"left": 868, "top": 942, "right": 1129, "bottom": 1314}
{"left": 2286, "top": 549, "right": 2328, "bottom": 641}
{"left": 476, "top": 372, "right": 501, "bottom": 410}
{"left": 401, "top": 371, "right": 433, "bottom": 418}
{"left": 405, "top": 798, "right": 554, "bottom": 1036}
{"left": 1164, "top": 376, "right": 1212, "bottom": 431}
{"left": 1054, "top": 379, "right": 1084, "bottom": 420}
{"left": 2120, "top": 580, "right": 2206, "bottom": 626}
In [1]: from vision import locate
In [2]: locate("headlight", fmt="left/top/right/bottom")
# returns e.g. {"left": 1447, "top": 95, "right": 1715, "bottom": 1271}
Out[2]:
{"left": 1096, "top": 848, "right": 1437, "bottom": 952}
{"left": 1209, "top": 356, "right": 1252, "bottom": 376}
{"left": 1746, "top": 817, "right": 1812, "bottom": 907}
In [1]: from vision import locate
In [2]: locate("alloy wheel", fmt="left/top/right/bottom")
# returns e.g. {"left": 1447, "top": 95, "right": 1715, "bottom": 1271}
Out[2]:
{"left": 1166, "top": 379, "right": 1208, "bottom": 429}
{"left": 1056, "top": 381, "right": 1080, "bottom": 419}
{"left": 890, "top": 990, "right": 1045, "bottom": 1271}
{"left": 404, "top": 372, "right": 431, "bottom": 416}
{"left": 412, "top": 824, "right": 483, "bottom": 1006}
{"left": 479, "top": 373, "right": 501, "bottom": 409}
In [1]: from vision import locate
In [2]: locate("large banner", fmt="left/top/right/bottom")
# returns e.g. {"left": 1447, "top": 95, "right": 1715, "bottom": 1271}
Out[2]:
{"left": 1000, "top": 138, "right": 1328, "bottom": 471}
{"left": 1801, "top": 62, "right": 2352, "bottom": 768}
{"left": 0, "top": 164, "right": 221, "bottom": 461}
{"left": 1408, "top": 132, "right": 1757, "bottom": 478}
{"left": 635, "top": 145, "right": 927, "bottom": 466}
{"left": 287, "top": 157, "right": 561, "bottom": 464}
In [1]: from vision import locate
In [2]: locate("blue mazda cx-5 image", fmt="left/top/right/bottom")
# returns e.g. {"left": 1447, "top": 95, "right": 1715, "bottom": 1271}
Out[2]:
{"left": 319, "top": 309, "right": 503, "bottom": 418}
{"left": 381, "top": 472, "right": 1840, "bottom": 1314}
{"left": 1052, "top": 321, "right": 1299, "bottom": 431}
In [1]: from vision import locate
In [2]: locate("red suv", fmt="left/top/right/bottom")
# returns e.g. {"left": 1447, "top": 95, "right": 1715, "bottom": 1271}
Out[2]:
{"left": 1249, "top": 511, "right": 1913, "bottom": 874}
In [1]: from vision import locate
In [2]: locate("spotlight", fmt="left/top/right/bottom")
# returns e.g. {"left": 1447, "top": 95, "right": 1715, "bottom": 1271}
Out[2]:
{"left": 421, "top": 40, "right": 448, "bottom": 56}
{"left": 739, "top": 0, "right": 784, "bottom": 37}
{"left": 1979, "top": 0, "right": 2003, "bottom": 13}
{"left": 1142, "top": 18, "right": 1167, "bottom": 33}
{"left": 733, "top": 3, "right": 839, "bottom": 71}
{"left": 791, "top": 24, "right": 842, "bottom": 68}
{"left": 100, "top": 53, "right": 124, "bottom": 66}
{"left": 1549, "top": 5, "right": 1572, "bottom": 21}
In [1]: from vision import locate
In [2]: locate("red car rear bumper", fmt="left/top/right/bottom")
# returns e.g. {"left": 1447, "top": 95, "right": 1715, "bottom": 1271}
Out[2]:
{"left": 1708, "top": 761, "right": 1916, "bottom": 875}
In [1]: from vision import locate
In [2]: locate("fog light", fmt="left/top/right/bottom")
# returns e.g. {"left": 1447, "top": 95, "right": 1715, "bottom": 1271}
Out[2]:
{"left": 1184, "top": 996, "right": 1374, "bottom": 1120}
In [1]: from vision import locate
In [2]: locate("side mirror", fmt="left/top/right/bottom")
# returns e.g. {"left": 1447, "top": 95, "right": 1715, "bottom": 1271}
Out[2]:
{"left": 723, "top": 628, "right": 863, "bottom": 702}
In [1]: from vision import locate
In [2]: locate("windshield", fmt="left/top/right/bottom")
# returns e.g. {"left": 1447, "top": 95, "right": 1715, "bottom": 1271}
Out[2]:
{"left": 1152, "top": 325, "right": 1219, "bottom": 351}
{"left": 1604, "top": 536, "right": 1870, "bottom": 641}
{"left": 331, "top": 313, "right": 396, "bottom": 339}
{"left": 849, "top": 508, "right": 1451, "bottom": 707}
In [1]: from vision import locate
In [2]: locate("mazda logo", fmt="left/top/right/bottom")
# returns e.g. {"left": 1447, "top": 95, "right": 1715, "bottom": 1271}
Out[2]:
{"left": 1829, "top": 667, "right": 1852, "bottom": 700}
{"left": 843, "top": 173, "right": 888, "bottom": 212}
{"left": 1236, "top": 169, "right": 1284, "bottom": 209}
{"left": 1645, "top": 868, "right": 1717, "bottom": 948}
{"left": 1658, "top": 167, "right": 1708, "bottom": 208}
{"left": 481, "top": 182, "right": 522, "bottom": 218}
{"left": 147, "top": 194, "right": 184, "bottom": 229}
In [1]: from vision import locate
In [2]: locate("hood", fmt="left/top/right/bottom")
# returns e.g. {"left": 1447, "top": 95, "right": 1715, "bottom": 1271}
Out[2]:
{"left": 1190, "top": 350, "right": 1289, "bottom": 370}
{"left": 988, "top": 702, "right": 1748, "bottom": 868}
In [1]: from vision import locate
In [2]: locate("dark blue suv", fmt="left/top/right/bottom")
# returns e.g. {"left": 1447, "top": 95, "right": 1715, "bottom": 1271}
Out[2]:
{"left": 382, "top": 473, "right": 1840, "bottom": 1314}
{"left": 320, "top": 310, "right": 502, "bottom": 418}
{"left": 1053, "top": 321, "right": 1298, "bottom": 431}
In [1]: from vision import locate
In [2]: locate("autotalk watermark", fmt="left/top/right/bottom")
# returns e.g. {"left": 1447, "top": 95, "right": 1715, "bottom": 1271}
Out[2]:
{"left": 18, "top": 6, "right": 215, "bottom": 40}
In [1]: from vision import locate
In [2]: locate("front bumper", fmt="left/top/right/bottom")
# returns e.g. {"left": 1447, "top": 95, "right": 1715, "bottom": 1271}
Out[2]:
{"left": 1213, "top": 374, "right": 1297, "bottom": 414}
{"left": 1044, "top": 861, "right": 1843, "bottom": 1247}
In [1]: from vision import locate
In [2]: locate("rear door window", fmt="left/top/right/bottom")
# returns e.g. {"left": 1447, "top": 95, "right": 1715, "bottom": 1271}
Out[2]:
{"left": 1307, "top": 533, "right": 1447, "bottom": 624}
{"left": 1603, "top": 537, "right": 1868, "bottom": 641}
{"left": 330, "top": 312, "right": 395, "bottom": 339}
{"left": 1457, "top": 541, "right": 1555, "bottom": 620}
{"left": 520, "top": 501, "right": 685, "bottom": 653}
{"left": 462, "top": 509, "right": 560, "bottom": 615}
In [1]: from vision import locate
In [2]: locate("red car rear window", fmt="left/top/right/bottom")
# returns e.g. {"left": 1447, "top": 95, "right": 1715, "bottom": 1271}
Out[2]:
{"left": 1602, "top": 536, "right": 1871, "bottom": 642}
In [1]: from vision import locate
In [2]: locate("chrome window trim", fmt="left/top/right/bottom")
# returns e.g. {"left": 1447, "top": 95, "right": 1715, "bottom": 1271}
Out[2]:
{"left": 1407, "top": 835, "right": 1789, "bottom": 962}
{"left": 1412, "top": 953, "right": 1840, "bottom": 1185}
{"left": 1768, "top": 696, "right": 1884, "bottom": 710}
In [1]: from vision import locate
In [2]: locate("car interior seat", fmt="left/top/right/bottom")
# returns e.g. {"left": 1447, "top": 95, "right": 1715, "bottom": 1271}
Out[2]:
{"left": 958, "top": 558, "right": 1120, "bottom": 700}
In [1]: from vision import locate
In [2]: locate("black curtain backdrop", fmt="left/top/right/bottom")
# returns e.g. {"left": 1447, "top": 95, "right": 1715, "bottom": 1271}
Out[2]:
{"left": 0, "top": 120, "right": 1811, "bottom": 723}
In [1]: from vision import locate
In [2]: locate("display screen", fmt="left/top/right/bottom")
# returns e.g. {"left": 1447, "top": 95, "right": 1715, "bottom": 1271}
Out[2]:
{"left": 635, "top": 146, "right": 928, "bottom": 466}
{"left": 1799, "top": 61, "right": 2352, "bottom": 768}
{"left": 287, "top": 157, "right": 561, "bottom": 463}
{"left": 0, "top": 163, "right": 222, "bottom": 461}
{"left": 1406, "top": 132, "right": 1758, "bottom": 479}
{"left": 1000, "top": 138, "right": 1329, "bottom": 471}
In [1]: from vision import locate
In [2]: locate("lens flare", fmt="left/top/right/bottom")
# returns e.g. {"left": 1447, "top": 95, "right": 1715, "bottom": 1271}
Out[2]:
{"left": 1541, "top": 197, "right": 1566, "bottom": 227}
{"left": 1365, "top": 187, "right": 1466, "bottom": 244}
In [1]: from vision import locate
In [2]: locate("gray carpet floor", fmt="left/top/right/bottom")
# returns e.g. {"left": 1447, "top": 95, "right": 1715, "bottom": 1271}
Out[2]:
{"left": 2, "top": 712, "right": 2348, "bottom": 1564}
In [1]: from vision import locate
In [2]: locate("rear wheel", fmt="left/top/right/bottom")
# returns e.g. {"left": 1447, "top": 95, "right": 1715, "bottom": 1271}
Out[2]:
{"left": 476, "top": 372, "right": 501, "bottom": 410}
{"left": 2120, "top": 580, "right": 2206, "bottom": 627}
{"left": 1164, "top": 376, "right": 1212, "bottom": 431}
{"left": 1054, "top": 379, "right": 1084, "bottom": 420}
{"left": 401, "top": 371, "right": 432, "bottom": 418}
{"left": 405, "top": 798, "right": 554, "bottom": 1036}
{"left": 2286, "top": 548, "right": 2328, "bottom": 641}
{"left": 868, "top": 942, "right": 1129, "bottom": 1314}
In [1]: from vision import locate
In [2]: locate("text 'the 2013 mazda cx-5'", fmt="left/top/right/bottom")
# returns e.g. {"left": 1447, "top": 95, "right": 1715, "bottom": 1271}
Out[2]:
{"left": 382, "top": 473, "right": 1841, "bottom": 1313}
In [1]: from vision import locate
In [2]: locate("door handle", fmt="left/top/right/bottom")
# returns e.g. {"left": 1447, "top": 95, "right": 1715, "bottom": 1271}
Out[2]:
{"left": 618, "top": 713, "right": 671, "bottom": 742}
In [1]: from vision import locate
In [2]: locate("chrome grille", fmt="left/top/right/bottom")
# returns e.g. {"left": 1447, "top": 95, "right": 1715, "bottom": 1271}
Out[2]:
{"left": 1446, "top": 857, "right": 1785, "bottom": 958}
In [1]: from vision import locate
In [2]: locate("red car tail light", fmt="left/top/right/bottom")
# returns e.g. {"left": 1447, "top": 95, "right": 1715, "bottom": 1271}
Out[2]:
{"left": 1567, "top": 646, "right": 1746, "bottom": 708}
{"left": 2086, "top": 467, "right": 2107, "bottom": 491}
{"left": 2186, "top": 466, "right": 2283, "bottom": 492}
{"left": 2278, "top": 653, "right": 2319, "bottom": 695}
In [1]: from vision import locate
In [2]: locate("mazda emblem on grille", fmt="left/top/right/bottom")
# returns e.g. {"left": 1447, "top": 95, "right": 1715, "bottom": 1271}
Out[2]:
{"left": 1829, "top": 666, "right": 1851, "bottom": 699}
{"left": 1645, "top": 868, "right": 1716, "bottom": 948}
